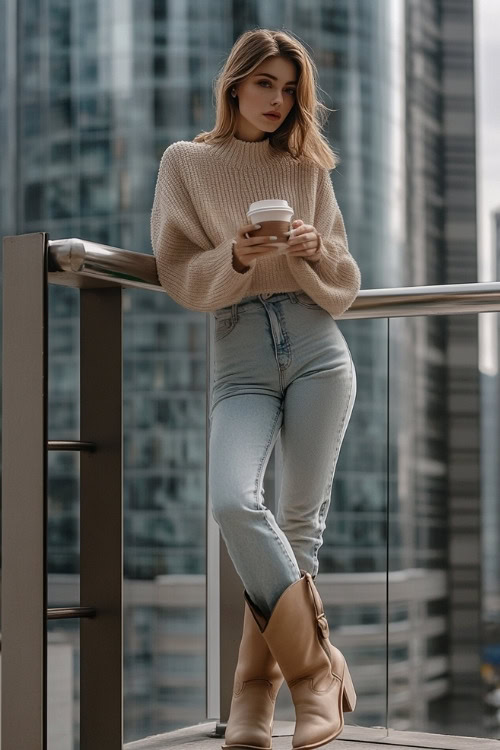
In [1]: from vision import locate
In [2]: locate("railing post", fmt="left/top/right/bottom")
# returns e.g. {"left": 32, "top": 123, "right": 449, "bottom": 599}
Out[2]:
{"left": 206, "top": 315, "right": 245, "bottom": 736}
{"left": 217, "top": 541, "right": 244, "bottom": 731}
{"left": 2, "top": 232, "right": 49, "bottom": 750}
{"left": 80, "top": 286, "right": 123, "bottom": 748}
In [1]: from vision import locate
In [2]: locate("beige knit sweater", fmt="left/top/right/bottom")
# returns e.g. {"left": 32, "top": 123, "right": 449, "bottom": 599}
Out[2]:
{"left": 150, "top": 134, "right": 361, "bottom": 317}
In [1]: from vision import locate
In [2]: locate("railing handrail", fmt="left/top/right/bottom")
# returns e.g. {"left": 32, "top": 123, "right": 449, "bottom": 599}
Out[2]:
{"left": 47, "top": 237, "right": 500, "bottom": 319}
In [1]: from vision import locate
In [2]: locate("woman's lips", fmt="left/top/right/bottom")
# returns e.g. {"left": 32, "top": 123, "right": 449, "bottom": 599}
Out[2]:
{"left": 263, "top": 113, "right": 280, "bottom": 120}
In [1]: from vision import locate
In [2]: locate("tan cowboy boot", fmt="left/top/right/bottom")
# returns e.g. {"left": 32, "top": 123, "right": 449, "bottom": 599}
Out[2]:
{"left": 245, "top": 570, "right": 356, "bottom": 750}
{"left": 221, "top": 595, "right": 284, "bottom": 750}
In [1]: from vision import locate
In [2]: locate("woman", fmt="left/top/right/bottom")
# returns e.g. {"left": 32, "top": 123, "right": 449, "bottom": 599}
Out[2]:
{"left": 151, "top": 27, "right": 360, "bottom": 750}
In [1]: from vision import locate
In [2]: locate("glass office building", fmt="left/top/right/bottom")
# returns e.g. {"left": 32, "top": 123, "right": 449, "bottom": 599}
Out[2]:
{"left": 0, "top": 0, "right": 486, "bottom": 746}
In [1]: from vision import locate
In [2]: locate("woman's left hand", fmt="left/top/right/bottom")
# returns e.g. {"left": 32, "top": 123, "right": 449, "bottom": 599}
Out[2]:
{"left": 285, "top": 219, "right": 323, "bottom": 261}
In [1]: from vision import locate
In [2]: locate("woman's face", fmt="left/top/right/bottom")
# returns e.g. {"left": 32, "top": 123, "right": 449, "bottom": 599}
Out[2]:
{"left": 232, "top": 56, "right": 298, "bottom": 142}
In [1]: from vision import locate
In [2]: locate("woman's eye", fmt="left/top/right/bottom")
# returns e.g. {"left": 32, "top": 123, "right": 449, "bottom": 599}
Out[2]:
{"left": 257, "top": 80, "right": 296, "bottom": 95}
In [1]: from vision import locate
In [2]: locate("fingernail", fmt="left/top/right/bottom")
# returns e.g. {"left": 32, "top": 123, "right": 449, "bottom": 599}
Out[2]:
{"left": 269, "top": 235, "right": 278, "bottom": 240}
{"left": 255, "top": 224, "right": 261, "bottom": 229}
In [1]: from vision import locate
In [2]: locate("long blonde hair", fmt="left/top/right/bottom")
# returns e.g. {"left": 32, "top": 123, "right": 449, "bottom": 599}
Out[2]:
{"left": 193, "top": 28, "right": 339, "bottom": 170}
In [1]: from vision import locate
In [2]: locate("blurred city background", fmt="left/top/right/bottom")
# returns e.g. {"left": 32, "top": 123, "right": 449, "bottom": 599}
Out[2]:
{"left": 1, "top": 0, "right": 500, "bottom": 748}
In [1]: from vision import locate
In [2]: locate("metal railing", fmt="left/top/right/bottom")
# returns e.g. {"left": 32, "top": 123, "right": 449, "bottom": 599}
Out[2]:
{"left": 47, "top": 235, "right": 500, "bottom": 317}
{"left": 2, "top": 232, "right": 499, "bottom": 750}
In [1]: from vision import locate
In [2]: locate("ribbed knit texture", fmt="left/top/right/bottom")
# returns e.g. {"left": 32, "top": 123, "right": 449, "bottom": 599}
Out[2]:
{"left": 150, "top": 134, "right": 361, "bottom": 317}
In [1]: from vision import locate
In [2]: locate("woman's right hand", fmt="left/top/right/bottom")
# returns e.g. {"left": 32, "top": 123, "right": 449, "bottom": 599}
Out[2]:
{"left": 232, "top": 223, "right": 280, "bottom": 271}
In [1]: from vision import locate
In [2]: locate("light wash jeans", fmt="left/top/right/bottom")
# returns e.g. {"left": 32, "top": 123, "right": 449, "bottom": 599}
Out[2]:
{"left": 208, "top": 290, "right": 357, "bottom": 620}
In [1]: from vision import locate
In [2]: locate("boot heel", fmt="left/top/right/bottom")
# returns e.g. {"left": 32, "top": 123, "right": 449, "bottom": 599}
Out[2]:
{"left": 341, "top": 659, "right": 357, "bottom": 712}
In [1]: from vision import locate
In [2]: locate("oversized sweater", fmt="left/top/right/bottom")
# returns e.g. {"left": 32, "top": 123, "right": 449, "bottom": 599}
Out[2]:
{"left": 150, "top": 134, "right": 361, "bottom": 317}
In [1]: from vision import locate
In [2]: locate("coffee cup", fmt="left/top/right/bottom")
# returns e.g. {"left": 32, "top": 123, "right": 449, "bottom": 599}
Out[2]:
{"left": 246, "top": 199, "right": 294, "bottom": 254}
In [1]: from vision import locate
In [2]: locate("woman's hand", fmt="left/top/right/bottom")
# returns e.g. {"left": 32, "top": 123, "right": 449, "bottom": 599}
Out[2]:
{"left": 285, "top": 219, "right": 323, "bottom": 261}
{"left": 232, "top": 222, "right": 281, "bottom": 272}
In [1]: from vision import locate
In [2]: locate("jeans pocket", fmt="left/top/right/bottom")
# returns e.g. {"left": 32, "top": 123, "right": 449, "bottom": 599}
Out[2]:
{"left": 214, "top": 314, "right": 237, "bottom": 342}
{"left": 294, "top": 291, "right": 322, "bottom": 309}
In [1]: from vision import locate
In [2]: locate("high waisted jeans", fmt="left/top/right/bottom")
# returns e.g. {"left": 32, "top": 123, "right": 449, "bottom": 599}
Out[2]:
{"left": 208, "top": 290, "right": 357, "bottom": 620}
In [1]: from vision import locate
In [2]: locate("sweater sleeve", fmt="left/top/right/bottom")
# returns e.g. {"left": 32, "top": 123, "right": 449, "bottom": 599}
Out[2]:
{"left": 150, "top": 144, "right": 257, "bottom": 312}
{"left": 285, "top": 166, "right": 361, "bottom": 318}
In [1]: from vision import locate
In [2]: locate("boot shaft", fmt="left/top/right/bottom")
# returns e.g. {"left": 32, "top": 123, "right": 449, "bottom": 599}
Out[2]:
{"left": 245, "top": 572, "right": 337, "bottom": 686}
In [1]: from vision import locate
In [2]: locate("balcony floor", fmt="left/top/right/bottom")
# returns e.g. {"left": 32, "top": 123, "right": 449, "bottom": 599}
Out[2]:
{"left": 124, "top": 720, "right": 500, "bottom": 749}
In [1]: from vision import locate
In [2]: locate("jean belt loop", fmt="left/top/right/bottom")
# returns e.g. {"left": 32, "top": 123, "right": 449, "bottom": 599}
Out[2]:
{"left": 231, "top": 302, "right": 238, "bottom": 322}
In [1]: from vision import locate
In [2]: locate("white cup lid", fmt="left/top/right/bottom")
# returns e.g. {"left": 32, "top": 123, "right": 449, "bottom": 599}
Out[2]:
{"left": 248, "top": 199, "right": 291, "bottom": 212}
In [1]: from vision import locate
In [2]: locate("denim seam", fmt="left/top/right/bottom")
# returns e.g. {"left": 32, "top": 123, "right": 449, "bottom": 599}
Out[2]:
{"left": 312, "top": 354, "right": 356, "bottom": 569}
{"left": 295, "top": 300, "right": 320, "bottom": 310}
{"left": 253, "top": 403, "right": 299, "bottom": 578}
